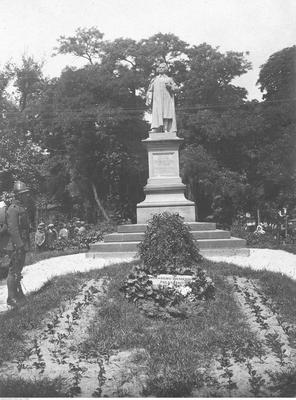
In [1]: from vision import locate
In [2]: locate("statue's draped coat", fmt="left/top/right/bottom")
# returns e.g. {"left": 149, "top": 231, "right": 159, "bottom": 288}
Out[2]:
{"left": 148, "top": 74, "right": 177, "bottom": 132}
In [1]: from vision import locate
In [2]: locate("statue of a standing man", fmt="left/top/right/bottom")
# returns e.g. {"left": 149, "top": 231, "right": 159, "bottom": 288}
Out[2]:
{"left": 146, "top": 63, "right": 178, "bottom": 133}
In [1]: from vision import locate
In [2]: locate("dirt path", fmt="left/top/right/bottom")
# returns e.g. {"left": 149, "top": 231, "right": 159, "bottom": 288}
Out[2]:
{"left": 0, "top": 253, "right": 134, "bottom": 313}
{"left": 209, "top": 248, "right": 296, "bottom": 280}
{"left": 0, "top": 278, "right": 148, "bottom": 397}
{"left": 194, "top": 276, "right": 296, "bottom": 397}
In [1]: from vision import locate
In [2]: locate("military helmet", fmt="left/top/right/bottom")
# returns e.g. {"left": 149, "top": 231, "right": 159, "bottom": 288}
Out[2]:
{"left": 13, "top": 180, "right": 30, "bottom": 194}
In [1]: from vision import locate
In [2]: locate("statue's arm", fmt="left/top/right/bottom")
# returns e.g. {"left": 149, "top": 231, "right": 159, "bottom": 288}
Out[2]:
{"left": 165, "top": 77, "right": 178, "bottom": 94}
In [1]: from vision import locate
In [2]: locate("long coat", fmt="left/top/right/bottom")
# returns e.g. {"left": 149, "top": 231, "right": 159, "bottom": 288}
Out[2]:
{"left": 147, "top": 74, "right": 177, "bottom": 132}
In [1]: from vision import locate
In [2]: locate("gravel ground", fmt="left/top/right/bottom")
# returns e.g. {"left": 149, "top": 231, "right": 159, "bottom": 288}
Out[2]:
{"left": 209, "top": 248, "right": 296, "bottom": 280}
{"left": 0, "top": 248, "right": 296, "bottom": 313}
{"left": 0, "top": 254, "right": 134, "bottom": 313}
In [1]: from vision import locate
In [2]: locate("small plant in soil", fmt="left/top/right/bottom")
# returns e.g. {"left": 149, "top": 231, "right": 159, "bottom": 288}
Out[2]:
{"left": 51, "top": 350, "right": 69, "bottom": 365}
{"left": 32, "top": 338, "right": 46, "bottom": 373}
{"left": 243, "top": 288, "right": 269, "bottom": 329}
{"left": 50, "top": 347, "right": 68, "bottom": 365}
{"left": 218, "top": 350, "right": 237, "bottom": 395}
{"left": 265, "top": 332, "right": 288, "bottom": 365}
{"left": 83, "top": 289, "right": 95, "bottom": 305}
{"left": 16, "top": 356, "right": 29, "bottom": 373}
{"left": 65, "top": 314, "right": 74, "bottom": 335}
{"left": 46, "top": 323, "right": 55, "bottom": 336}
{"left": 71, "top": 301, "right": 83, "bottom": 321}
{"left": 56, "top": 332, "right": 67, "bottom": 346}
{"left": 45, "top": 313, "right": 61, "bottom": 336}
{"left": 232, "top": 338, "right": 265, "bottom": 363}
{"left": 252, "top": 305, "right": 269, "bottom": 329}
{"left": 68, "top": 361, "right": 86, "bottom": 396}
{"left": 92, "top": 357, "right": 106, "bottom": 397}
{"left": 14, "top": 347, "right": 32, "bottom": 373}
{"left": 246, "top": 362, "right": 265, "bottom": 396}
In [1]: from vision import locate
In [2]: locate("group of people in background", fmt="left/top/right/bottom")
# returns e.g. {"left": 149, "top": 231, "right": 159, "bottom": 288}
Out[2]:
{"left": 34, "top": 219, "right": 87, "bottom": 251}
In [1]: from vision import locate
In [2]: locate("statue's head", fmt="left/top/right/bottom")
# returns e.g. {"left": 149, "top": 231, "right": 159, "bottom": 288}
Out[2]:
{"left": 157, "top": 62, "right": 169, "bottom": 74}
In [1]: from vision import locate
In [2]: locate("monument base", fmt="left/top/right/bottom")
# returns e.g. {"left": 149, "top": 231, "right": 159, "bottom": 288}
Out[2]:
{"left": 136, "top": 131, "right": 196, "bottom": 223}
{"left": 137, "top": 201, "right": 196, "bottom": 223}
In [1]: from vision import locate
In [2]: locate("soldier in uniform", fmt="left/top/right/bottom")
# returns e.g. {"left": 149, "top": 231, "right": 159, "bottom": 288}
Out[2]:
{"left": 6, "top": 181, "right": 31, "bottom": 308}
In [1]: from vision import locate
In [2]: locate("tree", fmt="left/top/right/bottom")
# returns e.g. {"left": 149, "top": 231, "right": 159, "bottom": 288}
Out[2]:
{"left": 35, "top": 63, "right": 147, "bottom": 221}
{"left": 180, "top": 144, "right": 249, "bottom": 225}
{"left": 245, "top": 46, "right": 296, "bottom": 219}
{"left": 258, "top": 45, "right": 296, "bottom": 102}
{"left": 13, "top": 55, "right": 45, "bottom": 111}
{"left": 182, "top": 44, "right": 251, "bottom": 106}
{"left": 0, "top": 61, "right": 48, "bottom": 217}
{"left": 176, "top": 44, "right": 253, "bottom": 223}
{"left": 54, "top": 27, "right": 105, "bottom": 65}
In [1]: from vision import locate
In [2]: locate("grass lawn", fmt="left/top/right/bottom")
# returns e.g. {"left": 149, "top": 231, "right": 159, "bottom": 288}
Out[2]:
{"left": 0, "top": 258, "right": 295, "bottom": 397}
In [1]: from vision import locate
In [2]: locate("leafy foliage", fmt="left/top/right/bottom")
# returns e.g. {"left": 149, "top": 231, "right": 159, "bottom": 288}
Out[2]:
{"left": 54, "top": 27, "right": 105, "bottom": 65}
{"left": 121, "top": 213, "right": 214, "bottom": 319}
{"left": 120, "top": 263, "right": 215, "bottom": 320}
{"left": 120, "top": 266, "right": 185, "bottom": 319}
{"left": 258, "top": 45, "right": 296, "bottom": 102}
{"left": 137, "top": 212, "right": 202, "bottom": 274}
{"left": 0, "top": 130, "right": 46, "bottom": 192}
{"left": 0, "top": 61, "right": 47, "bottom": 193}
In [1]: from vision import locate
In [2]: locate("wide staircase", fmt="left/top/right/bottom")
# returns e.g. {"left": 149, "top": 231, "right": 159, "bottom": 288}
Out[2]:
{"left": 86, "top": 222, "right": 249, "bottom": 258}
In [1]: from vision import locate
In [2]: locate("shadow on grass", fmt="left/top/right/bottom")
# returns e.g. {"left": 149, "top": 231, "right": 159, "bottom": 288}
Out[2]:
{"left": 0, "top": 376, "right": 67, "bottom": 397}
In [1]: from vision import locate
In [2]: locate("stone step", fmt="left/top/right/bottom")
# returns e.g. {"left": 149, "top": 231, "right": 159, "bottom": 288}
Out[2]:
{"left": 195, "top": 237, "right": 246, "bottom": 249}
{"left": 117, "top": 221, "right": 217, "bottom": 233}
{"left": 201, "top": 248, "right": 250, "bottom": 257}
{"left": 89, "top": 237, "right": 246, "bottom": 252}
{"left": 90, "top": 241, "right": 140, "bottom": 252}
{"left": 86, "top": 247, "right": 250, "bottom": 259}
{"left": 105, "top": 229, "right": 230, "bottom": 242}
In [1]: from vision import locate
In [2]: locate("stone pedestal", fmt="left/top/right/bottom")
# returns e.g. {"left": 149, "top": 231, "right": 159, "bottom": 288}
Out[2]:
{"left": 88, "top": 131, "right": 249, "bottom": 258}
{"left": 136, "top": 131, "right": 196, "bottom": 223}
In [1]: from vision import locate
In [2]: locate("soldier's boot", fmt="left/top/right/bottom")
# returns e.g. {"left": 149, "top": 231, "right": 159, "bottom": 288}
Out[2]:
{"left": 7, "top": 273, "right": 18, "bottom": 309}
{"left": 16, "top": 278, "right": 27, "bottom": 304}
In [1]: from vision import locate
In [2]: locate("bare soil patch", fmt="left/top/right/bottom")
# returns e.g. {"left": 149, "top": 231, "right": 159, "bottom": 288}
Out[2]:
{"left": 193, "top": 276, "right": 296, "bottom": 397}
{"left": 0, "top": 278, "right": 148, "bottom": 397}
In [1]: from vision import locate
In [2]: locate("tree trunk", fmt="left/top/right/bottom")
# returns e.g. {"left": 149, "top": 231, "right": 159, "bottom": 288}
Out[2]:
{"left": 91, "top": 183, "right": 110, "bottom": 222}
